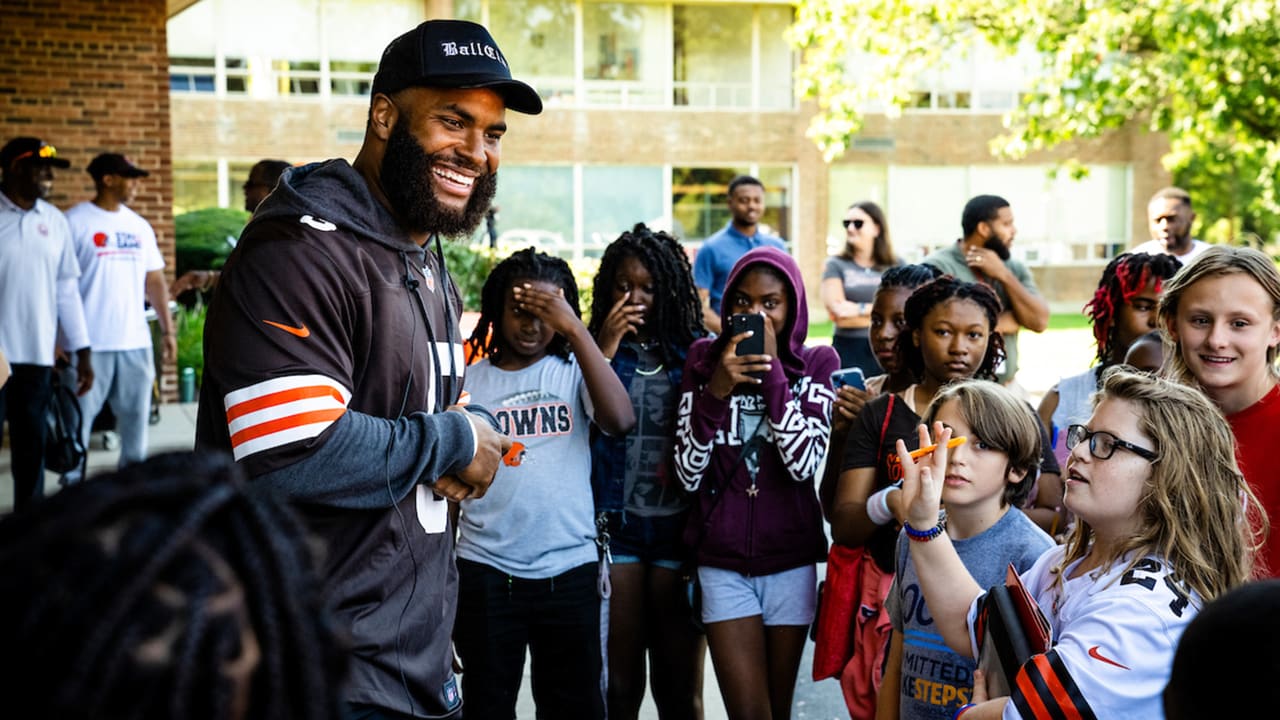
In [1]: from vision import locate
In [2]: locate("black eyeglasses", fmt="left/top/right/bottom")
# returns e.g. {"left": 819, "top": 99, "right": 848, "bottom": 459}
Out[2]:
{"left": 1065, "top": 424, "right": 1158, "bottom": 461}
{"left": 842, "top": 218, "right": 866, "bottom": 230}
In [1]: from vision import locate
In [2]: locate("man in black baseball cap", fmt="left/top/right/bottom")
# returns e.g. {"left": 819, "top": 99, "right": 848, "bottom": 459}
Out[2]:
{"left": 85, "top": 153, "right": 149, "bottom": 180}
{"left": 196, "top": 19, "right": 535, "bottom": 720}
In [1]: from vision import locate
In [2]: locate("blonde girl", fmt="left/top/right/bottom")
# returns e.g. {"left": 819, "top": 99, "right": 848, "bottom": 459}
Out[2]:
{"left": 1158, "top": 245, "right": 1280, "bottom": 575}
{"left": 895, "top": 368, "right": 1260, "bottom": 719}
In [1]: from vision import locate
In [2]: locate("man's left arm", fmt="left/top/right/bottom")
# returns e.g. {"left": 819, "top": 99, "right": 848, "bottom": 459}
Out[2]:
{"left": 145, "top": 270, "right": 176, "bottom": 363}
{"left": 993, "top": 260, "right": 1049, "bottom": 333}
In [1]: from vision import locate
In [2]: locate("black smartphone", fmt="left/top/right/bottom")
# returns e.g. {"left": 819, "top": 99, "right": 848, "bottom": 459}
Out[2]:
{"left": 729, "top": 313, "right": 766, "bottom": 356}
{"left": 831, "top": 367, "right": 867, "bottom": 391}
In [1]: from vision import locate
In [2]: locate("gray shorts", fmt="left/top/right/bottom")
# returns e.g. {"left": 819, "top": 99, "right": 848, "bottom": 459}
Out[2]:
{"left": 697, "top": 564, "right": 817, "bottom": 627}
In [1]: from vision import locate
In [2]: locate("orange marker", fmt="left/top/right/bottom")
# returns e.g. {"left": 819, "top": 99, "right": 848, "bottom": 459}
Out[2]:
{"left": 503, "top": 441, "right": 527, "bottom": 467}
{"left": 907, "top": 436, "right": 967, "bottom": 460}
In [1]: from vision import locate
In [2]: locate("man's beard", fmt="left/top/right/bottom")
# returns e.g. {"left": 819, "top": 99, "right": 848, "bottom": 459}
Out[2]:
{"left": 381, "top": 121, "right": 496, "bottom": 237}
{"left": 983, "top": 234, "right": 1011, "bottom": 261}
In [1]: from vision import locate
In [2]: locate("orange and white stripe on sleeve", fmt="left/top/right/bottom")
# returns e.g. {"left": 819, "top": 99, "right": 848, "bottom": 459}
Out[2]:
{"left": 224, "top": 374, "right": 351, "bottom": 460}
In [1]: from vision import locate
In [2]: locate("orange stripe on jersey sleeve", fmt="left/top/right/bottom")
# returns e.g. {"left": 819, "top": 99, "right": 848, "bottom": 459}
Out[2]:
{"left": 230, "top": 408, "right": 347, "bottom": 447}
{"left": 1014, "top": 663, "right": 1054, "bottom": 719}
{"left": 226, "top": 384, "right": 346, "bottom": 423}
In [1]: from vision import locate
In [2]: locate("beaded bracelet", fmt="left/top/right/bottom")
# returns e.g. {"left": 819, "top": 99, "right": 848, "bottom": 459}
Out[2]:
{"left": 953, "top": 703, "right": 977, "bottom": 719}
{"left": 903, "top": 520, "right": 944, "bottom": 542}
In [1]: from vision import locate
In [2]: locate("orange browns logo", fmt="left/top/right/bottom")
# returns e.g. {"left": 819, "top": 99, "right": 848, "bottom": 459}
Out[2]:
{"left": 263, "top": 320, "right": 311, "bottom": 338}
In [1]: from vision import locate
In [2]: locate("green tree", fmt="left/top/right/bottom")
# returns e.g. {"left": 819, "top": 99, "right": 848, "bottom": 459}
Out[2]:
{"left": 791, "top": 0, "right": 1280, "bottom": 246}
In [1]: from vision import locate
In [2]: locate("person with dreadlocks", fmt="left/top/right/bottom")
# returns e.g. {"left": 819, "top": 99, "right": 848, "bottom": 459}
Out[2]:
{"left": 0, "top": 451, "right": 348, "bottom": 720}
{"left": 587, "top": 223, "right": 708, "bottom": 720}
{"left": 457, "top": 247, "right": 634, "bottom": 719}
{"left": 1038, "top": 253, "right": 1182, "bottom": 471}
{"left": 826, "top": 276, "right": 1007, "bottom": 718}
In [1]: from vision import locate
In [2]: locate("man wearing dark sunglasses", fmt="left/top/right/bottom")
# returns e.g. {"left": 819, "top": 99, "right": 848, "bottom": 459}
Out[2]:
{"left": 924, "top": 194, "right": 1049, "bottom": 388}
{"left": 0, "top": 137, "right": 94, "bottom": 512}
{"left": 242, "top": 158, "right": 290, "bottom": 213}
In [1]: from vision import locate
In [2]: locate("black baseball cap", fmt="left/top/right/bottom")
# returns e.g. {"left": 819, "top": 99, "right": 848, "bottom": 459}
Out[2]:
{"left": 87, "top": 153, "right": 149, "bottom": 180}
{"left": 0, "top": 137, "right": 71, "bottom": 169}
{"left": 371, "top": 20, "right": 542, "bottom": 115}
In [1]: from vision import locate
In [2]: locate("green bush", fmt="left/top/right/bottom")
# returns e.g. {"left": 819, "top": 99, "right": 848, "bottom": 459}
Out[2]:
{"left": 441, "top": 241, "right": 497, "bottom": 312}
{"left": 176, "top": 303, "right": 207, "bottom": 387}
{"left": 175, "top": 207, "right": 250, "bottom": 277}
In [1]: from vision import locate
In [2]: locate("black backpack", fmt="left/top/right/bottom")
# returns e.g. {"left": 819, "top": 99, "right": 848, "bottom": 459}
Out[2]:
{"left": 45, "top": 373, "right": 86, "bottom": 477}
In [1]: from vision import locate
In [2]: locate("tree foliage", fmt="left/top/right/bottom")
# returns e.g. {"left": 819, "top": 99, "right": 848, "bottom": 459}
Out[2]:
{"left": 791, "top": 0, "right": 1280, "bottom": 245}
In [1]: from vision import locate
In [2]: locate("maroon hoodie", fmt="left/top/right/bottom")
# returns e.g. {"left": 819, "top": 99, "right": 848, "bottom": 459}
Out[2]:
{"left": 675, "top": 246, "right": 837, "bottom": 575}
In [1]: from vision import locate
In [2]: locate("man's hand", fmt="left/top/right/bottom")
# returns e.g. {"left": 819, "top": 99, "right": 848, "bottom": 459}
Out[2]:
{"left": 161, "top": 334, "right": 177, "bottom": 364}
{"left": 74, "top": 348, "right": 95, "bottom": 396}
{"left": 433, "top": 409, "right": 513, "bottom": 501}
{"left": 964, "top": 246, "right": 1011, "bottom": 283}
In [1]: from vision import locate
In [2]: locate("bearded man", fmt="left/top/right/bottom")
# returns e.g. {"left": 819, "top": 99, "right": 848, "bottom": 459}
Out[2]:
{"left": 195, "top": 20, "right": 536, "bottom": 720}
{"left": 923, "top": 194, "right": 1049, "bottom": 385}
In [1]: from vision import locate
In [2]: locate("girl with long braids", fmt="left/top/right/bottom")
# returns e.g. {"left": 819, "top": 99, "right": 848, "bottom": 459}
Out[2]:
{"left": 457, "top": 248, "right": 634, "bottom": 720}
{"left": 0, "top": 451, "right": 348, "bottom": 720}
{"left": 588, "top": 223, "right": 707, "bottom": 720}
{"left": 826, "top": 276, "right": 1007, "bottom": 718}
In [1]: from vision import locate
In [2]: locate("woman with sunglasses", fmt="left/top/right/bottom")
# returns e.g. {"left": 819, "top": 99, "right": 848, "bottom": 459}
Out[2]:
{"left": 892, "top": 368, "right": 1263, "bottom": 719}
{"left": 821, "top": 201, "right": 902, "bottom": 372}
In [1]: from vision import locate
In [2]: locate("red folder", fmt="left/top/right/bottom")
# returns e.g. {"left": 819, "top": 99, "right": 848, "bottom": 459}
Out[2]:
{"left": 975, "top": 563, "right": 1052, "bottom": 696}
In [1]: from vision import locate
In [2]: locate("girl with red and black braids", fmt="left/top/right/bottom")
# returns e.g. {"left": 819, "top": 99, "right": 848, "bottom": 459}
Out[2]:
{"left": 1038, "top": 253, "right": 1182, "bottom": 469}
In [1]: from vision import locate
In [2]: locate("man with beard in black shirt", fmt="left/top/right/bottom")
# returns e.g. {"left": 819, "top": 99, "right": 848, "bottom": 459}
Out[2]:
{"left": 195, "top": 20, "right": 538, "bottom": 720}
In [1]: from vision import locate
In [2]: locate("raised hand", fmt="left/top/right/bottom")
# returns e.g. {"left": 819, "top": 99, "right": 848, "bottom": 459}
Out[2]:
{"left": 706, "top": 328, "right": 772, "bottom": 400}
{"left": 895, "top": 422, "right": 951, "bottom": 528}
{"left": 596, "top": 291, "right": 645, "bottom": 360}
{"left": 512, "top": 283, "right": 582, "bottom": 337}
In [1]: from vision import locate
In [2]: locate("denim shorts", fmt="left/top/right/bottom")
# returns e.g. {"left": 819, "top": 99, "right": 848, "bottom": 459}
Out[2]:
{"left": 606, "top": 511, "right": 689, "bottom": 571}
{"left": 697, "top": 564, "right": 817, "bottom": 626}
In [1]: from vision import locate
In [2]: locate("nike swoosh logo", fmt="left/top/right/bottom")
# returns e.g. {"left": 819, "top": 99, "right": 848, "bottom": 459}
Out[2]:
{"left": 1087, "top": 645, "right": 1130, "bottom": 670}
{"left": 263, "top": 320, "right": 311, "bottom": 338}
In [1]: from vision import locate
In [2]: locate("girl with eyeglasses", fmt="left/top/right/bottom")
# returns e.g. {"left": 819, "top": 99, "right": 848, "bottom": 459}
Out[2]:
{"left": 894, "top": 368, "right": 1263, "bottom": 720}
{"left": 821, "top": 201, "right": 902, "bottom": 374}
{"left": 1158, "top": 245, "right": 1280, "bottom": 576}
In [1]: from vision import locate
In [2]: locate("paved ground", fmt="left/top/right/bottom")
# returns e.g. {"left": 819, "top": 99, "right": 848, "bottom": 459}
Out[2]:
{"left": 0, "top": 328, "right": 1093, "bottom": 718}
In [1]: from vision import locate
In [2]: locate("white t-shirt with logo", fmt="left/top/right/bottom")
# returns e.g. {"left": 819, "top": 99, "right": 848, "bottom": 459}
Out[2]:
{"left": 65, "top": 201, "right": 164, "bottom": 351}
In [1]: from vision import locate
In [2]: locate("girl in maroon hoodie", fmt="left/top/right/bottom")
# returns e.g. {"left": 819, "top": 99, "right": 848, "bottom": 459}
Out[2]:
{"left": 674, "top": 246, "right": 838, "bottom": 719}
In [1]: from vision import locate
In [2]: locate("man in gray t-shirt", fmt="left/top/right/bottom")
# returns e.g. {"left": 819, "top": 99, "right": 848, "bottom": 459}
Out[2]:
{"left": 924, "top": 195, "right": 1048, "bottom": 385}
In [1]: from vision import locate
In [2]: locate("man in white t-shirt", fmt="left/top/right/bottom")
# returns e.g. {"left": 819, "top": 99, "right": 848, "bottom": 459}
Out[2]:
{"left": 0, "top": 136, "right": 93, "bottom": 511}
{"left": 63, "top": 153, "right": 174, "bottom": 481}
{"left": 1132, "top": 186, "right": 1209, "bottom": 267}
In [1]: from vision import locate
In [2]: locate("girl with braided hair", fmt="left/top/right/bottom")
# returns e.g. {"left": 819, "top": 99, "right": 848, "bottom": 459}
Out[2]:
{"left": 0, "top": 451, "right": 347, "bottom": 720}
{"left": 1037, "top": 252, "right": 1182, "bottom": 467}
{"left": 588, "top": 224, "right": 708, "bottom": 720}
{"left": 458, "top": 247, "right": 634, "bottom": 719}
{"left": 826, "top": 276, "right": 1009, "bottom": 718}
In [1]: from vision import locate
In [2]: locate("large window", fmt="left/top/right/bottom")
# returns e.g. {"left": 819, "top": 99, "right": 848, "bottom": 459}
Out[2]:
{"left": 672, "top": 166, "right": 792, "bottom": 243}
{"left": 470, "top": 0, "right": 794, "bottom": 110}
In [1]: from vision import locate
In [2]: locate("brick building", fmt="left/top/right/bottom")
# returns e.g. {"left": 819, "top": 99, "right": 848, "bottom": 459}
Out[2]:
{"left": 1, "top": 0, "right": 178, "bottom": 395}
{"left": 165, "top": 0, "right": 1170, "bottom": 311}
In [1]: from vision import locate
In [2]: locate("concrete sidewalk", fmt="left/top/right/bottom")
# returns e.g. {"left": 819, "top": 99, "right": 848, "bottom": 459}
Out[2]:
{"left": 0, "top": 401, "right": 198, "bottom": 513}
